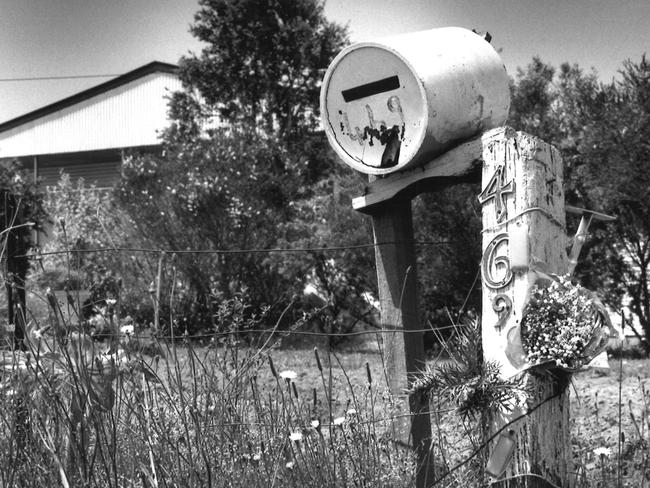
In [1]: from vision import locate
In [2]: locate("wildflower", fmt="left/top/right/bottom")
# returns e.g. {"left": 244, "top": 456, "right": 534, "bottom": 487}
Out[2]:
{"left": 594, "top": 447, "right": 611, "bottom": 458}
{"left": 252, "top": 453, "right": 261, "bottom": 462}
{"left": 286, "top": 461, "right": 295, "bottom": 470}
{"left": 279, "top": 370, "right": 297, "bottom": 381}
{"left": 96, "top": 350, "right": 127, "bottom": 374}
{"left": 105, "top": 298, "right": 117, "bottom": 306}
{"left": 289, "top": 431, "right": 303, "bottom": 442}
{"left": 310, "top": 419, "right": 320, "bottom": 429}
{"left": 333, "top": 416, "right": 345, "bottom": 426}
{"left": 120, "top": 324, "right": 134, "bottom": 336}
{"left": 346, "top": 408, "right": 357, "bottom": 416}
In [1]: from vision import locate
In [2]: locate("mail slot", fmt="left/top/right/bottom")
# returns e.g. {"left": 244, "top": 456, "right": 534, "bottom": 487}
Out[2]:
{"left": 320, "top": 27, "right": 511, "bottom": 175}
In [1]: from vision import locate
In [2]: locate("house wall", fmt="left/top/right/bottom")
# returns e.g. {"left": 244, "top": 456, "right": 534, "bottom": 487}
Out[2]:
{"left": 4, "top": 145, "right": 162, "bottom": 189}
{"left": 30, "top": 145, "right": 162, "bottom": 189}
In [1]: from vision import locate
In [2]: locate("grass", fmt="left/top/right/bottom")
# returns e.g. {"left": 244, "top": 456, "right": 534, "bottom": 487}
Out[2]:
{"left": 0, "top": 289, "right": 648, "bottom": 487}
{"left": 571, "top": 359, "right": 650, "bottom": 487}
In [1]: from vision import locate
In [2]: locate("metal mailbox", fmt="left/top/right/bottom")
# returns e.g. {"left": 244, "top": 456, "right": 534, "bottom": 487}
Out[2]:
{"left": 320, "top": 27, "right": 511, "bottom": 175}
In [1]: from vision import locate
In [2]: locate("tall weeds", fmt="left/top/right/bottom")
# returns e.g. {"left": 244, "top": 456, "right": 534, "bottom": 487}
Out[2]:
{"left": 0, "top": 285, "right": 417, "bottom": 487}
{"left": 0, "top": 258, "right": 648, "bottom": 487}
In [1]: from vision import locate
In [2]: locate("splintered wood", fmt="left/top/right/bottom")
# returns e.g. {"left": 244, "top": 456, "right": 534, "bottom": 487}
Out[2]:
{"left": 480, "top": 128, "right": 571, "bottom": 485}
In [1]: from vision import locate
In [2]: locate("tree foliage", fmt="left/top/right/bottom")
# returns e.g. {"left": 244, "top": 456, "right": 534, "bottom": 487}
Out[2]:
{"left": 41, "top": 174, "right": 128, "bottom": 288}
{"left": 413, "top": 184, "right": 483, "bottom": 331}
{"left": 117, "top": 132, "right": 300, "bottom": 315}
{"left": 509, "top": 55, "right": 650, "bottom": 352}
{"left": 176, "top": 0, "right": 347, "bottom": 139}
{"left": 115, "top": 0, "right": 349, "bottom": 333}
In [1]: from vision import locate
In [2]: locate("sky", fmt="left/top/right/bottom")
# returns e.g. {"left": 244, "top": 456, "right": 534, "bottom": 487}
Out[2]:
{"left": 1, "top": 0, "right": 648, "bottom": 125}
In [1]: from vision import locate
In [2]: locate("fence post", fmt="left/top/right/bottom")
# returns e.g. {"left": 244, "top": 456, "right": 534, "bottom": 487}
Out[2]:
{"left": 3, "top": 190, "right": 27, "bottom": 350}
{"left": 480, "top": 128, "right": 570, "bottom": 486}
{"left": 2, "top": 190, "right": 30, "bottom": 459}
{"left": 370, "top": 197, "right": 433, "bottom": 487}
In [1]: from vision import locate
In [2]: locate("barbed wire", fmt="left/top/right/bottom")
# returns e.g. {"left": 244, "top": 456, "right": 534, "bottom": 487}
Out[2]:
{"left": 19, "top": 239, "right": 457, "bottom": 259}
{"left": 2, "top": 324, "right": 465, "bottom": 342}
{"left": 90, "top": 324, "right": 465, "bottom": 342}
{"left": 182, "top": 408, "right": 459, "bottom": 431}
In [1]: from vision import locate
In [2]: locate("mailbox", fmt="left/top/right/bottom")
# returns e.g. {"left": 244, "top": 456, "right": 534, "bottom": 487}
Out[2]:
{"left": 320, "top": 27, "right": 510, "bottom": 175}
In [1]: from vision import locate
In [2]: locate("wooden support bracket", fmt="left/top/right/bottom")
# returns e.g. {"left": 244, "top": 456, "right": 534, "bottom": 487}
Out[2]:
{"left": 351, "top": 128, "right": 515, "bottom": 212}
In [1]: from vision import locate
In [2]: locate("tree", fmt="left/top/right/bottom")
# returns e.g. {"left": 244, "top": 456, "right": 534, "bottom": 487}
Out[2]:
{"left": 509, "top": 55, "right": 650, "bottom": 352}
{"left": 273, "top": 162, "right": 377, "bottom": 341}
{"left": 118, "top": 132, "right": 299, "bottom": 322}
{"left": 576, "top": 56, "right": 650, "bottom": 350}
{"left": 115, "top": 0, "right": 348, "bottom": 332}
{"left": 175, "top": 0, "right": 348, "bottom": 139}
{"left": 413, "top": 184, "right": 483, "bottom": 336}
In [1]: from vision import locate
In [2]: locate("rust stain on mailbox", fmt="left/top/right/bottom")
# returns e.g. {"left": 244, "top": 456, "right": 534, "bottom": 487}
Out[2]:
{"left": 320, "top": 27, "right": 511, "bottom": 175}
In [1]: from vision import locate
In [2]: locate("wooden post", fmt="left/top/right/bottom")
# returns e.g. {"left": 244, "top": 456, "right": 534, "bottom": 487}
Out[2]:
{"left": 3, "top": 191, "right": 27, "bottom": 350}
{"left": 2, "top": 190, "right": 30, "bottom": 458}
{"left": 480, "top": 128, "right": 570, "bottom": 486}
{"left": 354, "top": 131, "right": 487, "bottom": 488}
{"left": 370, "top": 198, "right": 433, "bottom": 488}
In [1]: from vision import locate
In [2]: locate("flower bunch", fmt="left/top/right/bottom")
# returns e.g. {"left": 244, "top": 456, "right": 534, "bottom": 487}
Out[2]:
{"left": 521, "top": 276, "right": 611, "bottom": 370}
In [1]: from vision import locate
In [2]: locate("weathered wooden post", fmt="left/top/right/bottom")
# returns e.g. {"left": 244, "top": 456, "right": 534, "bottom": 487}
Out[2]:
{"left": 3, "top": 190, "right": 28, "bottom": 350}
{"left": 369, "top": 197, "right": 432, "bottom": 483}
{"left": 320, "top": 27, "right": 511, "bottom": 487}
{"left": 480, "top": 129, "right": 571, "bottom": 486}
{"left": 2, "top": 189, "right": 30, "bottom": 458}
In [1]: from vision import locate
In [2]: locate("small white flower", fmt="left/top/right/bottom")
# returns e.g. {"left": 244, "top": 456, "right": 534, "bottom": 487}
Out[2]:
{"left": 279, "top": 370, "right": 297, "bottom": 381}
{"left": 105, "top": 298, "right": 117, "bottom": 306}
{"left": 310, "top": 419, "right": 320, "bottom": 429}
{"left": 285, "top": 461, "right": 295, "bottom": 469}
{"left": 289, "top": 431, "right": 303, "bottom": 442}
{"left": 593, "top": 447, "right": 611, "bottom": 458}
{"left": 333, "top": 417, "right": 345, "bottom": 426}
{"left": 346, "top": 408, "right": 357, "bottom": 416}
{"left": 120, "top": 324, "right": 134, "bottom": 336}
{"left": 252, "top": 453, "right": 261, "bottom": 462}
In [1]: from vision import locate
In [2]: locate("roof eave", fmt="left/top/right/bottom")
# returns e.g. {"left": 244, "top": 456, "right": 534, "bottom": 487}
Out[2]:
{"left": 0, "top": 61, "right": 179, "bottom": 133}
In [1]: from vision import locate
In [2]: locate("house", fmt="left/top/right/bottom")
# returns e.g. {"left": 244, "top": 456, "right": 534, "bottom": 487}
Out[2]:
{"left": 0, "top": 61, "right": 181, "bottom": 189}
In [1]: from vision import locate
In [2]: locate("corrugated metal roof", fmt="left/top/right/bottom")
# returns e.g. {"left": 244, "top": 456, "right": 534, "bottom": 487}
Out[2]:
{"left": 0, "top": 62, "right": 181, "bottom": 158}
{"left": 0, "top": 61, "right": 178, "bottom": 132}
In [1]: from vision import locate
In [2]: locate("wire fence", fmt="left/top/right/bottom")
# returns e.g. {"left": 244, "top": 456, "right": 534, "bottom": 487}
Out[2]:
{"left": 8, "top": 233, "right": 481, "bottom": 343}
{"left": 19, "top": 239, "right": 457, "bottom": 259}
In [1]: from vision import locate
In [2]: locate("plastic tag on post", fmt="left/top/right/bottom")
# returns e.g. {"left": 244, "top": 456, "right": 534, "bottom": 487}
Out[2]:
{"left": 486, "top": 429, "right": 517, "bottom": 478}
{"left": 320, "top": 27, "right": 510, "bottom": 175}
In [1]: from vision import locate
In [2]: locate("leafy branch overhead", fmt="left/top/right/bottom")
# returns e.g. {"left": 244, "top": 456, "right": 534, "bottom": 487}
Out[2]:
{"left": 177, "top": 0, "right": 348, "bottom": 138}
